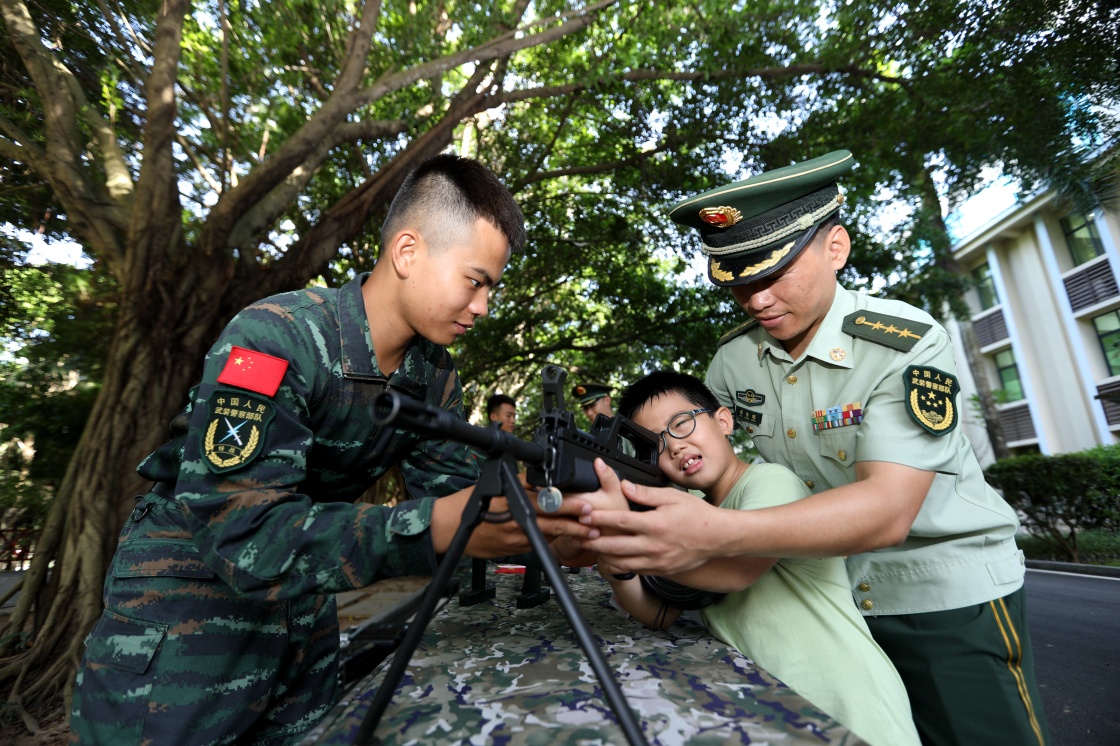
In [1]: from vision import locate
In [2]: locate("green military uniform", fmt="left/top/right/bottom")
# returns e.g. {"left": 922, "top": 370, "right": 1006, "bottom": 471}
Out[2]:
{"left": 671, "top": 151, "right": 1048, "bottom": 745}
{"left": 72, "top": 272, "right": 480, "bottom": 745}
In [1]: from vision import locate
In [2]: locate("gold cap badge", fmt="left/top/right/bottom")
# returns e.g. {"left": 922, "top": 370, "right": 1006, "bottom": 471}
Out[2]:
{"left": 698, "top": 206, "right": 743, "bottom": 227}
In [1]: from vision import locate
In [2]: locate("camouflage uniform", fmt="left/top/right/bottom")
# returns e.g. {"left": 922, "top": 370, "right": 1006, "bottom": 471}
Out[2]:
{"left": 71, "top": 273, "right": 480, "bottom": 745}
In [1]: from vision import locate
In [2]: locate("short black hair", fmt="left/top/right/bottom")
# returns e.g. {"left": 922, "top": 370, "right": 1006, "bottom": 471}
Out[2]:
{"left": 486, "top": 393, "right": 516, "bottom": 417}
{"left": 617, "top": 371, "right": 720, "bottom": 420}
{"left": 382, "top": 154, "right": 526, "bottom": 255}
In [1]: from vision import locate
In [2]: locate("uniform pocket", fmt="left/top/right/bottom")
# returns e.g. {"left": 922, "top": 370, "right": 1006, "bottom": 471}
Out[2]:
{"left": 817, "top": 428, "right": 857, "bottom": 467}
{"left": 83, "top": 609, "right": 167, "bottom": 673}
{"left": 113, "top": 538, "right": 216, "bottom": 580}
{"left": 72, "top": 610, "right": 167, "bottom": 744}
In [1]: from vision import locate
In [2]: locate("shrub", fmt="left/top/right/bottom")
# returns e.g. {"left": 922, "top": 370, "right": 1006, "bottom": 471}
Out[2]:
{"left": 985, "top": 444, "right": 1120, "bottom": 563}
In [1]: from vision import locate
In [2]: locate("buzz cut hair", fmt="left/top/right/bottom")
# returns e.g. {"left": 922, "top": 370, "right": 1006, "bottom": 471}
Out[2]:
{"left": 381, "top": 154, "right": 526, "bottom": 256}
{"left": 617, "top": 371, "right": 720, "bottom": 420}
{"left": 486, "top": 393, "right": 516, "bottom": 417}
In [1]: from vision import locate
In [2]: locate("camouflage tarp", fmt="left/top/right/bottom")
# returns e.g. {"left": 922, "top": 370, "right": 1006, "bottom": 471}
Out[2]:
{"left": 304, "top": 569, "right": 866, "bottom": 745}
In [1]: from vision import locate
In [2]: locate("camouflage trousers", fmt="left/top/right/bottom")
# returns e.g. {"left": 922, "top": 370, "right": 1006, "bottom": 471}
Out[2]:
{"left": 71, "top": 491, "right": 339, "bottom": 745}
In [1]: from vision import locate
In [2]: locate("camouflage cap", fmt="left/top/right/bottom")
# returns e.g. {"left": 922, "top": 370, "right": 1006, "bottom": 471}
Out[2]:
{"left": 668, "top": 150, "right": 855, "bottom": 287}
{"left": 571, "top": 382, "right": 612, "bottom": 407}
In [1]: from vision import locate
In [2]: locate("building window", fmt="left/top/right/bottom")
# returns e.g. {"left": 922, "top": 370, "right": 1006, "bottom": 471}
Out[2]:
{"left": 1061, "top": 212, "right": 1104, "bottom": 267}
{"left": 994, "top": 349, "right": 1024, "bottom": 402}
{"left": 972, "top": 263, "right": 999, "bottom": 310}
{"left": 1093, "top": 310, "right": 1120, "bottom": 377}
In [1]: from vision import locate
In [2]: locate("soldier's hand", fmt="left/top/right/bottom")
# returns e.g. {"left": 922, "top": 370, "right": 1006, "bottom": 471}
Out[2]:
{"left": 431, "top": 489, "right": 594, "bottom": 559}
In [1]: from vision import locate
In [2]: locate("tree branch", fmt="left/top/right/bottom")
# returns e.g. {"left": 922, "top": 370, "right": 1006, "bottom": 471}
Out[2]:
{"left": 495, "top": 62, "right": 911, "bottom": 106}
{"left": 123, "top": 0, "right": 189, "bottom": 285}
{"left": 1, "top": 0, "right": 130, "bottom": 261}
{"left": 348, "top": 0, "right": 617, "bottom": 110}
{"left": 224, "top": 119, "right": 407, "bottom": 250}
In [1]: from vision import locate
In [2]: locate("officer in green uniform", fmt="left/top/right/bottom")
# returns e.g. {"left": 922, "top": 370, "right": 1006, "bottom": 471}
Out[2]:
{"left": 71, "top": 155, "right": 592, "bottom": 745}
{"left": 572, "top": 381, "right": 615, "bottom": 422}
{"left": 578, "top": 151, "right": 1049, "bottom": 745}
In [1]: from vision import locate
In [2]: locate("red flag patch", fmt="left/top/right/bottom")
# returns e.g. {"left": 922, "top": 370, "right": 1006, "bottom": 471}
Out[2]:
{"left": 216, "top": 346, "right": 289, "bottom": 397}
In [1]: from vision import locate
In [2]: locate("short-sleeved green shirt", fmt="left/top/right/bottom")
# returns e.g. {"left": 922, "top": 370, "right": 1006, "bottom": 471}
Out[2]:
{"left": 706, "top": 285, "right": 1025, "bottom": 615}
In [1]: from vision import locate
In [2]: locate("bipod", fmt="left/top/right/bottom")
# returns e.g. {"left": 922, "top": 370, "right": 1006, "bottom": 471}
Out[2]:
{"left": 354, "top": 454, "right": 647, "bottom": 746}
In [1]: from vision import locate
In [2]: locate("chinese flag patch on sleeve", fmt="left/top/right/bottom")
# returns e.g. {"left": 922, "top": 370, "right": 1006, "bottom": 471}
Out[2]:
{"left": 216, "top": 346, "right": 289, "bottom": 397}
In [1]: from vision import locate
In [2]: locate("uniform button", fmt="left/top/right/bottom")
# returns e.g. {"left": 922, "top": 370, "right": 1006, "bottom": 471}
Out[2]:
{"left": 861, "top": 599, "right": 874, "bottom": 610}
{"left": 786, "top": 375, "right": 797, "bottom": 384}
{"left": 804, "top": 480, "right": 815, "bottom": 489}
{"left": 837, "top": 449, "right": 847, "bottom": 461}
{"left": 858, "top": 582, "right": 870, "bottom": 592}
{"left": 746, "top": 426, "right": 754, "bottom": 434}
{"left": 786, "top": 428, "right": 797, "bottom": 439}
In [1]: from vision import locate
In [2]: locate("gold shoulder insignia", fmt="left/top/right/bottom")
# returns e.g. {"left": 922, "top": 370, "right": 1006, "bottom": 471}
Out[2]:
{"left": 842, "top": 312, "right": 932, "bottom": 353}
{"left": 718, "top": 319, "right": 759, "bottom": 348}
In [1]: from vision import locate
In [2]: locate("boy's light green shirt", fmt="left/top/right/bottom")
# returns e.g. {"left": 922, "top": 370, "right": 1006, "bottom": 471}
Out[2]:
{"left": 706, "top": 284, "right": 1025, "bottom": 615}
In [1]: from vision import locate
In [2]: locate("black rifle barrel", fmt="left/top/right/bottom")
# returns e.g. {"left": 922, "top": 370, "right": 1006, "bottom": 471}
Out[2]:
{"left": 373, "top": 390, "right": 548, "bottom": 464}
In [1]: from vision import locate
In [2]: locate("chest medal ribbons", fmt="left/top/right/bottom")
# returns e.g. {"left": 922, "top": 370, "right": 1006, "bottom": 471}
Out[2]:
{"left": 903, "top": 366, "right": 960, "bottom": 435}
{"left": 202, "top": 391, "right": 275, "bottom": 473}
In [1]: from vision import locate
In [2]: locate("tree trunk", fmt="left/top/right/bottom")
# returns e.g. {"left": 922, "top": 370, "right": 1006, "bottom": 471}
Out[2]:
{"left": 0, "top": 291, "right": 216, "bottom": 710}
{"left": 915, "top": 168, "right": 1011, "bottom": 461}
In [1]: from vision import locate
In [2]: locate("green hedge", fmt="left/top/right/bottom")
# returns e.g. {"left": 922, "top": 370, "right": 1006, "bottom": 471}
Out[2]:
{"left": 985, "top": 444, "right": 1120, "bottom": 563}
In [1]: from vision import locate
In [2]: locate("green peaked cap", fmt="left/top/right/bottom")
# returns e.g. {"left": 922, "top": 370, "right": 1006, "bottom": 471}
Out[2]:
{"left": 571, "top": 382, "right": 612, "bottom": 407}
{"left": 668, "top": 150, "right": 856, "bottom": 286}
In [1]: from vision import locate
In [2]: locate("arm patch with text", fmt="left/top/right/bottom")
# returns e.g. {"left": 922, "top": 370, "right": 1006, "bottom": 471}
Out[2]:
{"left": 902, "top": 366, "right": 960, "bottom": 436}
{"left": 201, "top": 391, "right": 276, "bottom": 473}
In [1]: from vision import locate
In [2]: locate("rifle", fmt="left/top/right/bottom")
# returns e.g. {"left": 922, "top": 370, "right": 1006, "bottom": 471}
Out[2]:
{"left": 371, "top": 363, "right": 668, "bottom": 506}
{"left": 353, "top": 365, "right": 663, "bottom": 746}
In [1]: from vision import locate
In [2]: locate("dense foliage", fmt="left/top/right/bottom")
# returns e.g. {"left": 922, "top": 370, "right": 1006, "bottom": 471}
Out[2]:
{"left": 986, "top": 445, "right": 1120, "bottom": 563}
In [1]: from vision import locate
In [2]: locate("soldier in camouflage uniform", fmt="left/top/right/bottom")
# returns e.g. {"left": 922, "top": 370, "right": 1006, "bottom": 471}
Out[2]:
{"left": 578, "top": 152, "right": 1048, "bottom": 745}
{"left": 71, "top": 155, "right": 592, "bottom": 745}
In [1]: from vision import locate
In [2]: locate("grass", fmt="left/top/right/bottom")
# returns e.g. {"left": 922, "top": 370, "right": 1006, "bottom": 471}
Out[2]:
{"left": 1017, "top": 528, "right": 1120, "bottom": 566}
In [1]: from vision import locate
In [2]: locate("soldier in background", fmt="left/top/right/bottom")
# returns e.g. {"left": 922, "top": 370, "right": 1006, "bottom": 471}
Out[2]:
{"left": 71, "top": 155, "right": 593, "bottom": 745}
{"left": 571, "top": 381, "right": 615, "bottom": 423}
{"left": 486, "top": 393, "right": 517, "bottom": 433}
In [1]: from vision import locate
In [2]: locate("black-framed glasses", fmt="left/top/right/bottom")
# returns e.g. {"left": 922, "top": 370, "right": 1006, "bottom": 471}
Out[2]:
{"left": 655, "top": 408, "right": 713, "bottom": 454}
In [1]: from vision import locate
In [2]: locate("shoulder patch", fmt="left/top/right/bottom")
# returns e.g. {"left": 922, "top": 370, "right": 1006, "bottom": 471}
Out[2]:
{"left": 718, "top": 319, "right": 759, "bottom": 348}
{"left": 903, "top": 366, "right": 960, "bottom": 436}
{"left": 202, "top": 391, "right": 276, "bottom": 473}
{"left": 216, "top": 346, "right": 289, "bottom": 397}
{"left": 842, "top": 312, "right": 931, "bottom": 352}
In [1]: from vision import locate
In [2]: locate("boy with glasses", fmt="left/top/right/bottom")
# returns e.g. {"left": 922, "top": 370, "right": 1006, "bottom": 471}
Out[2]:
{"left": 579, "top": 370, "right": 919, "bottom": 746}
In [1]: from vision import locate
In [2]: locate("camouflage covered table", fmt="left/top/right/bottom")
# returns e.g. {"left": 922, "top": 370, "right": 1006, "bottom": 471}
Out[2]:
{"left": 304, "top": 569, "right": 865, "bottom": 745}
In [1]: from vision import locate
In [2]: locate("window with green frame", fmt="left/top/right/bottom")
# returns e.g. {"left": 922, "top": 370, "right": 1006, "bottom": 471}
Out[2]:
{"left": 971, "top": 263, "right": 998, "bottom": 310}
{"left": 1092, "top": 310, "right": 1120, "bottom": 377}
{"left": 993, "top": 349, "right": 1024, "bottom": 401}
{"left": 1060, "top": 212, "right": 1104, "bottom": 267}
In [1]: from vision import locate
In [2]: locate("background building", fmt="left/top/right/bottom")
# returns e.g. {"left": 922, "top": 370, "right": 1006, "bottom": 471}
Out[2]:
{"left": 945, "top": 184, "right": 1120, "bottom": 466}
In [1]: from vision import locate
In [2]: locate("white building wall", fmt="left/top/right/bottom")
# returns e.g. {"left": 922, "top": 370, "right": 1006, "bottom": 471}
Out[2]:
{"left": 947, "top": 186, "right": 1120, "bottom": 459}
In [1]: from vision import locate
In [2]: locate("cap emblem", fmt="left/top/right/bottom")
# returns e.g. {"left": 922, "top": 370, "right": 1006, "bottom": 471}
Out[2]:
{"left": 699, "top": 206, "right": 743, "bottom": 227}
{"left": 574, "top": 386, "right": 586, "bottom": 395}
